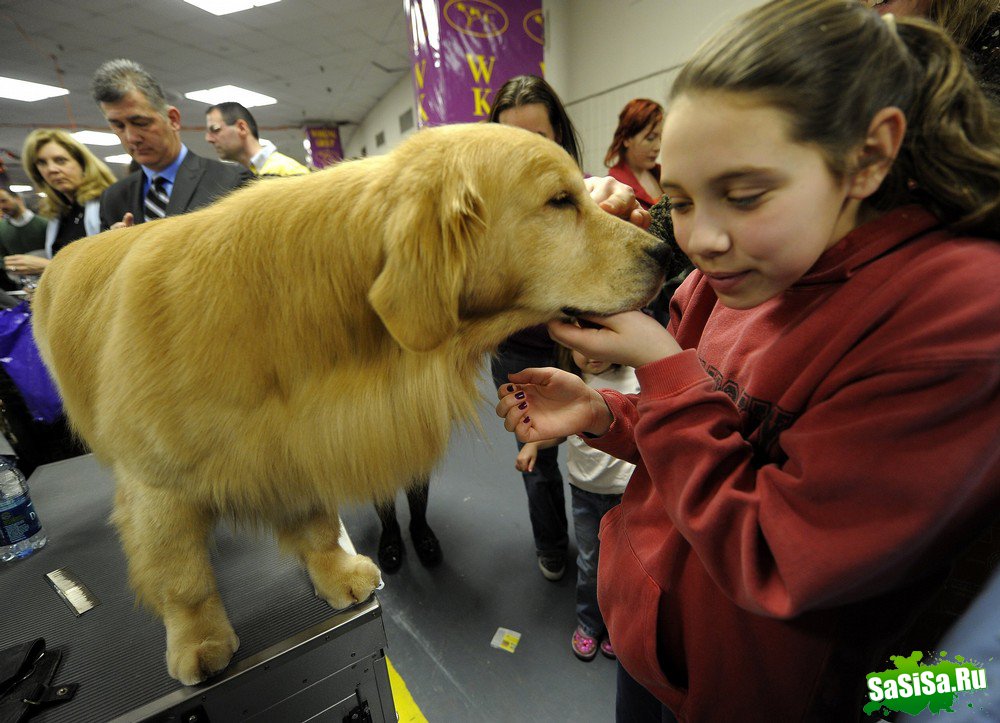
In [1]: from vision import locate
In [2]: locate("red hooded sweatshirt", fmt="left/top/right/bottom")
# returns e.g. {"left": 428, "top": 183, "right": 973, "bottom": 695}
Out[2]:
{"left": 592, "top": 206, "right": 1000, "bottom": 721}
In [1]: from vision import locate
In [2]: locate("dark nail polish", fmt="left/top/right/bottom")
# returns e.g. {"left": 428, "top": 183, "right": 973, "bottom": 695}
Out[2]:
{"left": 523, "top": 416, "right": 531, "bottom": 423}
{"left": 506, "top": 385, "right": 514, "bottom": 392}
{"left": 514, "top": 391, "right": 525, "bottom": 400}
{"left": 518, "top": 402, "right": 527, "bottom": 410}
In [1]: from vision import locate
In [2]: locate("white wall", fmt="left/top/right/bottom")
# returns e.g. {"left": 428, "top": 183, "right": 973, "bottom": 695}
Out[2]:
{"left": 550, "top": 0, "right": 761, "bottom": 175}
{"left": 341, "top": 73, "right": 417, "bottom": 159}
{"left": 345, "top": 0, "right": 761, "bottom": 173}
{"left": 541, "top": 0, "right": 571, "bottom": 102}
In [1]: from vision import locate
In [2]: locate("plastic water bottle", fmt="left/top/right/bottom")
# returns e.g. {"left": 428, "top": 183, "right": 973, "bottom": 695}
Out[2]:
{"left": 0, "top": 457, "right": 47, "bottom": 562}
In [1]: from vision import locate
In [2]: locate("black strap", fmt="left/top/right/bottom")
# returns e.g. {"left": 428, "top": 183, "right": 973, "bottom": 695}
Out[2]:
{"left": 0, "top": 640, "right": 44, "bottom": 699}
{"left": 0, "top": 641, "right": 77, "bottom": 723}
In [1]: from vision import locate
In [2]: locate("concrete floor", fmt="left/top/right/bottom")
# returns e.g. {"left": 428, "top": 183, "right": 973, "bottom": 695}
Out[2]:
{"left": 339, "top": 363, "right": 618, "bottom": 722}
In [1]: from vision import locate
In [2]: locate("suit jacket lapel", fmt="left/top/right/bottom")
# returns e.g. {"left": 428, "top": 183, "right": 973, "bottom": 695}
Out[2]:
{"left": 166, "top": 153, "right": 204, "bottom": 216}
{"left": 127, "top": 172, "right": 145, "bottom": 221}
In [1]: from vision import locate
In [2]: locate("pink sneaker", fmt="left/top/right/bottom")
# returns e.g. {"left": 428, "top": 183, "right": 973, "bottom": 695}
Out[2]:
{"left": 572, "top": 627, "right": 598, "bottom": 661}
{"left": 600, "top": 636, "right": 616, "bottom": 659}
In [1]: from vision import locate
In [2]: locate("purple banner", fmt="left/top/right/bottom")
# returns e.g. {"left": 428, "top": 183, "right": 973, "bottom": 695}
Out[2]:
{"left": 406, "top": 0, "right": 544, "bottom": 127}
{"left": 304, "top": 126, "right": 344, "bottom": 168}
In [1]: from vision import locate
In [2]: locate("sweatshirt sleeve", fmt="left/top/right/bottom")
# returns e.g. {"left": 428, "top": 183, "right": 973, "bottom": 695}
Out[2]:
{"left": 584, "top": 389, "right": 641, "bottom": 465}
{"left": 632, "top": 349, "right": 1000, "bottom": 619}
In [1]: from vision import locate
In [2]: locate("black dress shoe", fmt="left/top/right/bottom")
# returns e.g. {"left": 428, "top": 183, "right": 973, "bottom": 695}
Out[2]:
{"left": 410, "top": 524, "right": 442, "bottom": 567}
{"left": 378, "top": 526, "right": 404, "bottom": 574}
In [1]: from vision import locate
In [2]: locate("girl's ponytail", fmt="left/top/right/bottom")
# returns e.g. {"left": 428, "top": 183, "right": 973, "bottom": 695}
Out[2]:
{"left": 887, "top": 17, "right": 1000, "bottom": 235}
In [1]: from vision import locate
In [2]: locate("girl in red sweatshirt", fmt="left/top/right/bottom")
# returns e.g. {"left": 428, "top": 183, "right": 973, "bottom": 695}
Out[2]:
{"left": 496, "top": 1, "right": 1000, "bottom": 720}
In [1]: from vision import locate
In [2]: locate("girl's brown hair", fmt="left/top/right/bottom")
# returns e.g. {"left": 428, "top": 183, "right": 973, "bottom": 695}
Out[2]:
{"left": 672, "top": 0, "right": 999, "bottom": 236}
{"left": 21, "top": 129, "right": 118, "bottom": 218}
{"left": 926, "top": 0, "right": 998, "bottom": 48}
{"left": 604, "top": 98, "right": 664, "bottom": 168}
{"left": 488, "top": 75, "right": 583, "bottom": 169}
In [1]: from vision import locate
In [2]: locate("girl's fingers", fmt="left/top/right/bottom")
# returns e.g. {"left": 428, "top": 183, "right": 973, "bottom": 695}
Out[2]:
{"left": 496, "top": 388, "right": 527, "bottom": 415}
{"left": 505, "top": 409, "right": 526, "bottom": 433}
{"left": 506, "top": 367, "right": 554, "bottom": 385}
{"left": 496, "top": 395, "right": 529, "bottom": 433}
{"left": 496, "top": 382, "right": 519, "bottom": 399}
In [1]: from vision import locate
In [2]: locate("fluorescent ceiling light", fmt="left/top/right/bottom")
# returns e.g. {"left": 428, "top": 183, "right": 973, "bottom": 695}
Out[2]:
{"left": 104, "top": 154, "right": 134, "bottom": 165}
{"left": 71, "top": 130, "right": 120, "bottom": 146}
{"left": 0, "top": 75, "right": 69, "bottom": 102}
{"left": 9, "top": 185, "right": 33, "bottom": 193}
{"left": 184, "top": 85, "right": 277, "bottom": 108}
{"left": 182, "top": 0, "right": 280, "bottom": 16}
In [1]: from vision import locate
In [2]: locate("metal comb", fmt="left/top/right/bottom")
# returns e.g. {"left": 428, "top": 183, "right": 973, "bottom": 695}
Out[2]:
{"left": 45, "top": 568, "right": 99, "bottom": 616}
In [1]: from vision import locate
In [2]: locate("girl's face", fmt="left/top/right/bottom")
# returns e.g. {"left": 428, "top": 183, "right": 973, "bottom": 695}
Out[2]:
{"left": 572, "top": 349, "right": 613, "bottom": 376}
{"left": 35, "top": 141, "right": 85, "bottom": 198}
{"left": 623, "top": 119, "right": 663, "bottom": 171}
{"left": 660, "top": 92, "right": 861, "bottom": 310}
{"left": 497, "top": 103, "right": 557, "bottom": 142}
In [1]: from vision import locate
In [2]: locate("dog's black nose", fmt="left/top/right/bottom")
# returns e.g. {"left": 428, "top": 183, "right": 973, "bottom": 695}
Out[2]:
{"left": 645, "top": 241, "right": 675, "bottom": 270}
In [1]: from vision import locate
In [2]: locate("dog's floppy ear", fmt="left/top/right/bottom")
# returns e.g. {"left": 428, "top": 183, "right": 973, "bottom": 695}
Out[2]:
{"left": 369, "top": 174, "right": 485, "bottom": 352}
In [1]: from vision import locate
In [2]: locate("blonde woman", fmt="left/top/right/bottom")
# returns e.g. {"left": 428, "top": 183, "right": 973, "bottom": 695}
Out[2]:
{"left": 4, "top": 129, "right": 116, "bottom": 277}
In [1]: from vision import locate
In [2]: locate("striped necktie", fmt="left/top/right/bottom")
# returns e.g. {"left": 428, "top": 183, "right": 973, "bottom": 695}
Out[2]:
{"left": 144, "top": 176, "right": 169, "bottom": 221}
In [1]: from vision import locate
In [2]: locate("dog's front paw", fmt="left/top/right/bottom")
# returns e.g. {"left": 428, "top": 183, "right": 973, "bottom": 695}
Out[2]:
{"left": 165, "top": 622, "right": 240, "bottom": 686}
{"left": 309, "top": 552, "right": 382, "bottom": 610}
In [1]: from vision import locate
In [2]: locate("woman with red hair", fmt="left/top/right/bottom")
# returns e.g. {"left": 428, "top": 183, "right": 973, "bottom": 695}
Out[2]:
{"left": 604, "top": 99, "right": 664, "bottom": 209}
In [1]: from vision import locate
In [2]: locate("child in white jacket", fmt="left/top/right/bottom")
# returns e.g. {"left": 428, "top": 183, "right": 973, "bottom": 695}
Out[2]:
{"left": 516, "top": 348, "right": 638, "bottom": 662}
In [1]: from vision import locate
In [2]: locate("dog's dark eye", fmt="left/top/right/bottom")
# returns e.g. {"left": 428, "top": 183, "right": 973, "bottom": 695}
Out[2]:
{"left": 547, "top": 193, "right": 575, "bottom": 209}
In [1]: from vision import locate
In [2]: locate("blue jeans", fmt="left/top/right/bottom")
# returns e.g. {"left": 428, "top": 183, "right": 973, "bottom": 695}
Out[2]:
{"left": 572, "top": 485, "right": 621, "bottom": 636}
{"left": 491, "top": 349, "right": 568, "bottom": 557}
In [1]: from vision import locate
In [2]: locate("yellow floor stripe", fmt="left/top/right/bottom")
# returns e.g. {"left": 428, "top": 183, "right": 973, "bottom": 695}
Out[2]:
{"left": 386, "top": 656, "right": 428, "bottom": 723}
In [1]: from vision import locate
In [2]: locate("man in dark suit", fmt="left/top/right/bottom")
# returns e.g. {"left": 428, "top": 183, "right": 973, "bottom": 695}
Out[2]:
{"left": 91, "top": 59, "right": 252, "bottom": 229}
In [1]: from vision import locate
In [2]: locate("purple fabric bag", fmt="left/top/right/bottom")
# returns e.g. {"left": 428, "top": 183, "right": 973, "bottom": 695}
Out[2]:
{"left": 0, "top": 302, "right": 63, "bottom": 423}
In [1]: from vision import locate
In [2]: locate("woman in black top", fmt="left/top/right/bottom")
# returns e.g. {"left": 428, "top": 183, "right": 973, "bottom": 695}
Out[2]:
{"left": 0, "top": 130, "right": 116, "bottom": 475}
{"left": 4, "top": 129, "right": 116, "bottom": 278}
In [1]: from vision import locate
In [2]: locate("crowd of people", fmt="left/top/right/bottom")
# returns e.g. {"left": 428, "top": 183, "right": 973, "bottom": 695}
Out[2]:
{"left": 1, "top": 0, "right": 998, "bottom": 719}
{"left": 0, "top": 59, "right": 261, "bottom": 475}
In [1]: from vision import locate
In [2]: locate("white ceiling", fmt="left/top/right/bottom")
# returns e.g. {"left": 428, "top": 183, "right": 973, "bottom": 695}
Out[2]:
{"left": 0, "top": 0, "right": 410, "bottom": 189}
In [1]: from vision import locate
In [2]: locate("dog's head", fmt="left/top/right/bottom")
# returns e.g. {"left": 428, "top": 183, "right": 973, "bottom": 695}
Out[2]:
{"left": 369, "top": 123, "right": 668, "bottom": 353}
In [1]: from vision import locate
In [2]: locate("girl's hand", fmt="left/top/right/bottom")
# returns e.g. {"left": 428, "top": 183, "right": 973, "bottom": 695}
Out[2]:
{"left": 547, "top": 310, "right": 682, "bottom": 369}
{"left": 515, "top": 443, "right": 539, "bottom": 473}
{"left": 497, "top": 367, "right": 613, "bottom": 442}
{"left": 584, "top": 176, "right": 651, "bottom": 230}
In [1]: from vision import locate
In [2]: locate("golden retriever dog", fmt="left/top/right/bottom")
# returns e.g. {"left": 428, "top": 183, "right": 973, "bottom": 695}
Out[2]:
{"left": 32, "top": 123, "right": 668, "bottom": 685}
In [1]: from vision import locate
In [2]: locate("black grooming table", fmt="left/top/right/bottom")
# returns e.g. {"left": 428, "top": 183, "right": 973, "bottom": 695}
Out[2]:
{"left": 0, "top": 454, "right": 394, "bottom": 722}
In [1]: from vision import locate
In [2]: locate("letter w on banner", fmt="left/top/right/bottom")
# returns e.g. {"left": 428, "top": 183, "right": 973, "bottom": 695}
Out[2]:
{"left": 405, "top": 0, "right": 544, "bottom": 126}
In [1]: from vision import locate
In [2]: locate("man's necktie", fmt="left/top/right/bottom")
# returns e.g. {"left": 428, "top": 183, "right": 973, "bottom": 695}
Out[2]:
{"left": 144, "top": 176, "right": 169, "bottom": 222}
